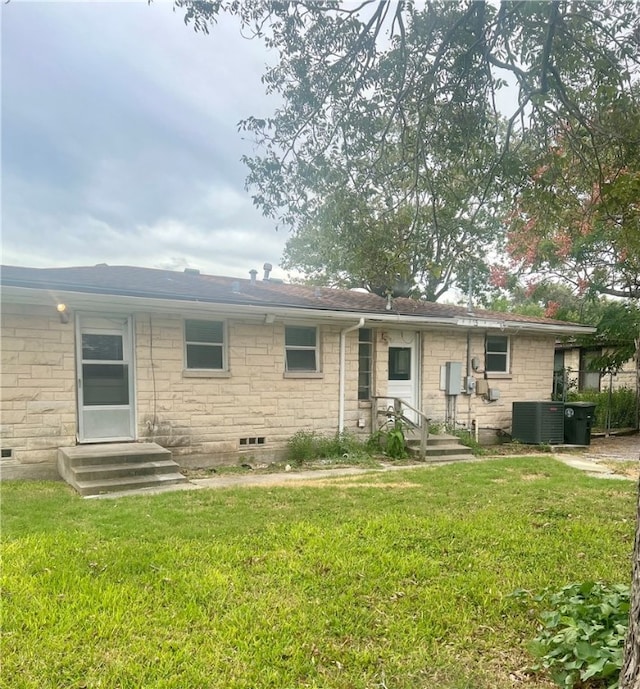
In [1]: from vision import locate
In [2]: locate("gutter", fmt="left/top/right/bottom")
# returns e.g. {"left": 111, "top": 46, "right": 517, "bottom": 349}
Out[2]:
{"left": 338, "top": 318, "right": 365, "bottom": 433}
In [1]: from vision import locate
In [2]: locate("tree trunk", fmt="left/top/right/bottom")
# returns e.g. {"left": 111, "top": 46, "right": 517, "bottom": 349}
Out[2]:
{"left": 620, "top": 475, "right": 640, "bottom": 689}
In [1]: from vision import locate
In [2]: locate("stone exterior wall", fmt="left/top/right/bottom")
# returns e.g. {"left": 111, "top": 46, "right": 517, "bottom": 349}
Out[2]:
{"left": 135, "top": 314, "right": 361, "bottom": 466}
{"left": 0, "top": 303, "right": 562, "bottom": 474}
{"left": 365, "top": 326, "right": 557, "bottom": 443}
{"left": 0, "top": 303, "right": 76, "bottom": 474}
{"left": 418, "top": 328, "right": 556, "bottom": 441}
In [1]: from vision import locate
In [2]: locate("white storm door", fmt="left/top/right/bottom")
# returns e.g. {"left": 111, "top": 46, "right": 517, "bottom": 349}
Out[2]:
{"left": 77, "top": 315, "right": 135, "bottom": 443}
{"left": 387, "top": 331, "right": 420, "bottom": 424}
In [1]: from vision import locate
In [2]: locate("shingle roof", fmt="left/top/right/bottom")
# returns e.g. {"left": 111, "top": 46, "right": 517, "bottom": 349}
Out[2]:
{"left": 0, "top": 264, "right": 589, "bottom": 329}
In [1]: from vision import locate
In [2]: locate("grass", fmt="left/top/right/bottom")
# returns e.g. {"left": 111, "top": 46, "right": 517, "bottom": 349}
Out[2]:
{"left": 1, "top": 457, "right": 636, "bottom": 689}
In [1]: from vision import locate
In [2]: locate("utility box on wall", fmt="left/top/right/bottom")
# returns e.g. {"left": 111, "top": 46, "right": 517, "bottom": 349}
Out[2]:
{"left": 442, "top": 362, "right": 462, "bottom": 395}
{"left": 512, "top": 401, "right": 565, "bottom": 444}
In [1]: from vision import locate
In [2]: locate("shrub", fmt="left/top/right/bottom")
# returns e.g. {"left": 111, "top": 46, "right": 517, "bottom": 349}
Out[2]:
{"left": 367, "top": 419, "right": 408, "bottom": 459}
{"left": 286, "top": 430, "right": 370, "bottom": 465}
{"left": 286, "top": 430, "right": 319, "bottom": 465}
{"left": 513, "top": 581, "right": 629, "bottom": 688}
{"left": 567, "top": 387, "right": 637, "bottom": 430}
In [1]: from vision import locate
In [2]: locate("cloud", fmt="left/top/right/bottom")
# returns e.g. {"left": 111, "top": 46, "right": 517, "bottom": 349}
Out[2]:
{"left": 1, "top": 0, "right": 290, "bottom": 279}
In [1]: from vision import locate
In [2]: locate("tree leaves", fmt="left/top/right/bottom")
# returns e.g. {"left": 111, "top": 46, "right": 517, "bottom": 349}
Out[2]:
{"left": 175, "top": 0, "right": 639, "bottom": 300}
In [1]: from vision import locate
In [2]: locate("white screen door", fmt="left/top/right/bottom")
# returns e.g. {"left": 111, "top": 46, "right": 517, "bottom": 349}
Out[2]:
{"left": 387, "top": 331, "right": 420, "bottom": 424}
{"left": 77, "top": 315, "right": 135, "bottom": 442}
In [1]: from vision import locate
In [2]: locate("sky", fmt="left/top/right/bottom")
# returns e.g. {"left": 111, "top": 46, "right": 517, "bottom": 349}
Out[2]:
{"left": 1, "top": 0, "right": 292, "bottom": 280}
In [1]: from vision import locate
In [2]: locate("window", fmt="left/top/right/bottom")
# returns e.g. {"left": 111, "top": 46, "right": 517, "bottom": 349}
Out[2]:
{"left": 358, "top": 328, "right": 373, "bottom": 400}
{"left": 579, "top": 349, "right": 601, "bottom": 391}
{"left": 185, "top": 320, "right": 225, "bottom": 370}
{"left": 485, "top": 335, "right": 510, "bottom": 373}
{"left": 285, "top": 326, "right": 318, "bottom": 371}
{"left": 388, "top": 347, "right": 411, "bottom": 380}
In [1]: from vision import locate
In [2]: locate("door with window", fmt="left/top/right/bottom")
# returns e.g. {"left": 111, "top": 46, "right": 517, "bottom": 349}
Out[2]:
{"left": 76, "top": 315, "right": 135, "bottom": 442}
{"left": 387, "top": 331, "right": 419, "bottom": 424}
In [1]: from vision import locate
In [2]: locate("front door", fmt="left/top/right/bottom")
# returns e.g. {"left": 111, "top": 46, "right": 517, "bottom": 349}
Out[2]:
{"left": 76, "top": 315, "right": 135, "bottom": 442}
{"left": 387, "top": 331, "right": 419, "bottom": 424}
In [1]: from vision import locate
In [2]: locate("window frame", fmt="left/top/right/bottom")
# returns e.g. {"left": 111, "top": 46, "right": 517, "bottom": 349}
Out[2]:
{"left": 184, "top": 319, "right": 226, "bottom": 372}
{"left": 485, "top": 334, "right": 510, "bottom": 374}
{"left": 579, "top": 348, "right": 602, "bottom": 392}
{"left": 284, "top": 324, "right": 320, "bottom": 374}
{"left": 358, "top": 328, "right": 374, "bottom": 401}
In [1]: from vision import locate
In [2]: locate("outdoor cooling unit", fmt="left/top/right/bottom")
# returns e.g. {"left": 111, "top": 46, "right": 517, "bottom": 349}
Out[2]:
{"left": 511, "top": 401, "right": 565, "bottom": 445}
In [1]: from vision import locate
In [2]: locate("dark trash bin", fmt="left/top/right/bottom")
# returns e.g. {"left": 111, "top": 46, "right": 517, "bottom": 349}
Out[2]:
{"left": 564, "top": 402, "right": 597, "bottom": 445}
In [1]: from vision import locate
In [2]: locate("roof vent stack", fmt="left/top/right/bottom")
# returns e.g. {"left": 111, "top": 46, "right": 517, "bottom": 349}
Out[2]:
{"left": 249, "top": 269, "right": 258, "bottom": 286}
{"left": 263, "top": 263, "right": 272, "bottom": 281}
{"left": 184, "top": 268, "right": 200, "bottom": 276}
{"left": 232, "top": 281, "right": 240, "bottom": 293}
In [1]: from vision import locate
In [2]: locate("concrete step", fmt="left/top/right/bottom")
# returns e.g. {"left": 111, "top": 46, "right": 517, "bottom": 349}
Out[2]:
{"left": 60, "top": 442, "right": 171, "bottom": 467}
{"left": 423, "top": 444, "right": 473, "bottom": 457}
{"left": 57, "top": 442, "right": 188, "bottom": 497}
{"left": 406, "top": 432, "right": 474, "bottom": 461}
{"left": 73, "top": 472, "right": 188, "bottom": 497}
{"left": 70, "top": 459, "right": 182, "bottom": 482}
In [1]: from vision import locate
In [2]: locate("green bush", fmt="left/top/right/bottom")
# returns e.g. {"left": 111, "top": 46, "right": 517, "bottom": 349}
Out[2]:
{"left": 367, "top": 418, "right": 408, "bottom": 459}
{"left": 567, "top": 387, "right": 637, "bottom": 429}
{"left": 286, "top": 430, "right": 370, "bottom": 465}
{"left": 514, "top": 581, "right": 629, "bottom": 688}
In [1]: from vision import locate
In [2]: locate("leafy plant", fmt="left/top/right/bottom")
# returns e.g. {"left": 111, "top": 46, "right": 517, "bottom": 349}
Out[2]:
{"left": 385, "top": 419, "right": 408, "bottom": 460}
{"left": 514, "top": 581, "right": 630, "bottom": 688}
{"left": 286, "top": 430, "right": 320, "bottom": 465}
{"left": 367, "top": 416, "right": 408, "bottom": 459}
{"left": 286, "top": 430, "right": 371, "bottom": 466}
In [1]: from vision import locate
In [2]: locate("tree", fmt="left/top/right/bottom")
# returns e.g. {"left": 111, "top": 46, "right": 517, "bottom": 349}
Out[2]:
{"left": 505, "top": 93, "right": 640, "bottom": 300}
{"left": 176, "top": 0, "right": 639, "bottom": 299}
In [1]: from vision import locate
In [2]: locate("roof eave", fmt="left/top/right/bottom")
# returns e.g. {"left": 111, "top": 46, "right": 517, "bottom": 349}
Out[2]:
{"left": 0, "top": 284, "right": 595, "bottom": 335}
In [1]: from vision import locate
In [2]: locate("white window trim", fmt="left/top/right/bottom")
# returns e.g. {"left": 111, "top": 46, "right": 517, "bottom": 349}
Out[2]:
{"left": 183, "top": 319, "right": 227, "bottom": 372}
{"left": 485, "top": 334, "right": 510, "bottom": 374}
{"left": 284, "top": 324, "right": 321, "bottom": 374}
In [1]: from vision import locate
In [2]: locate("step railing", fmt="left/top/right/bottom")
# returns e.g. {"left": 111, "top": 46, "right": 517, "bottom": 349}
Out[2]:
{"left": 370, "top": 396, "right": 430, "bottom": 459}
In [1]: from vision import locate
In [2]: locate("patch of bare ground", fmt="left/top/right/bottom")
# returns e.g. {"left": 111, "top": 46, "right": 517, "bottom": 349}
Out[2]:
{"left": 255, "top": 479, "right": 423, "bottom": 489}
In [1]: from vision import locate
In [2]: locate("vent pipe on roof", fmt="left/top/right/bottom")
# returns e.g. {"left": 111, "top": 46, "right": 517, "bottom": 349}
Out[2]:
{"left": 263, "top": 263, "right": 272, "bottom": 280}
{"left": 232, "top": 281, "right": 240, "bottom": 293}
{"left": 184, "top": 268, "right": 200, "bottom": 276}
{"left": 249, "top": 269, "right": 258, "bottom": 286}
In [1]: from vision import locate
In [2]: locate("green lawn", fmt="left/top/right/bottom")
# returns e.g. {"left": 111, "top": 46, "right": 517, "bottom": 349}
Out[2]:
{"left": 1, "top": 457, "right": 636, "bottom": 689}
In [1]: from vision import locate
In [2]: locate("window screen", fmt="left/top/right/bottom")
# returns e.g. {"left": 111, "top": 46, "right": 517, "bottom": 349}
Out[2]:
{"left": 485, "top": 335, "right": 509, "bottom": 373}
{"left": 285, "top": 326, "right": 318, "bottom": 371}
{"left": 185, "top": 320, "right": 225, "bottom": 370}
{"left": 358, "top": 328, "right": 373, "bottom": 400}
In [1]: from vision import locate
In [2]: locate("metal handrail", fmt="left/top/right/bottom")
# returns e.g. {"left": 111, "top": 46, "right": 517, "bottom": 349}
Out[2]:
{"left": 370, "top": 396, "right": 429, "bottom": 459}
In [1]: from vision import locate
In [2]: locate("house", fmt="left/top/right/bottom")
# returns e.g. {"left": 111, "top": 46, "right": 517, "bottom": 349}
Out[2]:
{"left": 1, "top": 264, "right": 595, "bottom": 480}
{"left": 554, "top": 343, "right": 638, "bottom": 397}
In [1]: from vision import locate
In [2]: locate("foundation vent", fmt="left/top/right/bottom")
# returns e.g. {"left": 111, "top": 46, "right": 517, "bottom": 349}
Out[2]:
{"left": 239, "top": 437, "right": 266, "bottom": 447}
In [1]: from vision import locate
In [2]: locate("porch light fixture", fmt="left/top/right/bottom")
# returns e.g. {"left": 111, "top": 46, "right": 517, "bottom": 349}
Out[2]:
{"left": 56, "top": 303, "right": 70, "bottom": 324}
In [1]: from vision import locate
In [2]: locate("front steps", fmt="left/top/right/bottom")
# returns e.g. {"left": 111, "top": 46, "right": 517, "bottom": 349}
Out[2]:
{"left": 406, "top": 432, "right": 474, "bottom": 462}
{"left": 58, "top": 443, "right": 188, "bottom": 497}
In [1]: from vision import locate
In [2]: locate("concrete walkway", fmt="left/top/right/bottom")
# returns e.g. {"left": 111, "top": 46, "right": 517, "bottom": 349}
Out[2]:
{"left": 553, "top": 433, "right": 640, "bottom": 481}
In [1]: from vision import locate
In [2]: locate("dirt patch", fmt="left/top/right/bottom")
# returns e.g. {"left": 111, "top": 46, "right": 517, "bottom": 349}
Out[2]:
{"left": 520, "top": 472, "right": 551, "bottom": 481}
{"left": 264, "top": 479, "right": 423, "bottom": 489}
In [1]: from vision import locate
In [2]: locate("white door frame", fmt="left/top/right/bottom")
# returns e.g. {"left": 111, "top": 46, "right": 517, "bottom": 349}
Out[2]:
{"left": 387, "top": 330, "right": 421, "bottom": 424}
{"left": 76, "top": 314, "right": 136, "bottom": 443}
